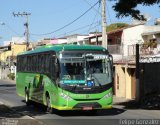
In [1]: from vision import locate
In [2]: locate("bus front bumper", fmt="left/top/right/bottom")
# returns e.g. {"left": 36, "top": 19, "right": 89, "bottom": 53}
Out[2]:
{"left": 51, "top": 105, "right": 112, "bottom": 110}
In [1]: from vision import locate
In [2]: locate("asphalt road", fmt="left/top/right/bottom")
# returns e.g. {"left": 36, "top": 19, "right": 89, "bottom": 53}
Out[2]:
{"left": 0, "top": 80, "right": 160, "bottom": 125}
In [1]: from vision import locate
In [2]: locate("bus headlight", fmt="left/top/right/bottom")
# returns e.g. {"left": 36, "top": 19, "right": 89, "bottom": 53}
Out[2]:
{"left": 103, "top": 92, "right": 112, "bottom": 99}
{"left": 60, "top": 93, "right": 72, "bottom": 100}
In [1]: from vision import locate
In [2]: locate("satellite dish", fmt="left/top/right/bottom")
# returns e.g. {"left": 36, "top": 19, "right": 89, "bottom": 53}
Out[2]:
{"left": 131, "top": 13, "right": 152, "bottom": 25}
{"left": 155, "top": 18, "right": 160, "bottom": 25}
{"left": 143, "top": 13, "right": 151, "bottom": 22}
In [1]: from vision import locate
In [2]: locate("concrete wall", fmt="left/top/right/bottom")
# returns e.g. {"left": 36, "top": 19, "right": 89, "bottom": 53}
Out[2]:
{"left": 0, "top": 44, "right": 26, "bottom": 62}
{"left": 114, "top": 64, "right": 136, "bottom": 99}
{"left": 114, "top": 65, "right": 126, "bottom": 98}
{"left": 12, "top": 44, "right": 26, "bottom": 56}
{"left": 0, "top": 51, "right": 12, "bottom": 62}
{"left": 0, "top": 67, "right": 10, "bottom": 80}
{"left": 125, "top": 68, "right": 132, "bottom": 99}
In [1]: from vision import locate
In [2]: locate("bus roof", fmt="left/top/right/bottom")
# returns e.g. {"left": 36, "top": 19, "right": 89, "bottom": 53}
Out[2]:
{"left": 18, "top": 44, "right": 107, "bottom": 56}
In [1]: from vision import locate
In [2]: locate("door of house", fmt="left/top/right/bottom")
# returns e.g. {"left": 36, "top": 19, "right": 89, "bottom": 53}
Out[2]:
{"left": 131, "top": 68, "right": 136, "bottom": 99}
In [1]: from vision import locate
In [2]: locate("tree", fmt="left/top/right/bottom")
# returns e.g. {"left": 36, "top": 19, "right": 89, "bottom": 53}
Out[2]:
{"left": 106, "top": 23, "right": 129, "bottom": 32}
{"left": 110, "top": 0, "right": 160, "bottom": 20}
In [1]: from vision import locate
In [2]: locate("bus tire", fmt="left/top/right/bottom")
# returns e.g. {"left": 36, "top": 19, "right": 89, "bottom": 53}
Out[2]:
{"left": 25, "top": 89, "right": 30, "bottom": 106}
{"left": 46, "top": 96, "right": 53, "bottom": 114}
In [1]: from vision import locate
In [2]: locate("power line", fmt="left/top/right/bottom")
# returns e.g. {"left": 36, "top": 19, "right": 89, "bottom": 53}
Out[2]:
{"left": 75, "top": 23, "right": 101, "bottom": 36}
{"left": 83, "top": 0, "right": 101, "bottom": 16}
{"left": 54, "top": 21, "right": 100, "bottom": 38}
{"left": 88, "top": 1, "right": 101, "bottom": 33}
{"left": 30, "top": 22, "right": 100, "bottom": 39}
{"left": 31, "top": 0, "right": 100, "bottom": 36}
{"left": 2, "top": 23, "right": 22, "bottom": 36}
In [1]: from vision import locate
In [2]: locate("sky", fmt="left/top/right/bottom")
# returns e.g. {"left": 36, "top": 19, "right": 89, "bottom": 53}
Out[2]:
{"left": 0, "top": 0, "right": 160, "bottom": 45}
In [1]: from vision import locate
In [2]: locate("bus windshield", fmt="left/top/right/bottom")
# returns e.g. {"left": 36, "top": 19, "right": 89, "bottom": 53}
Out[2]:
{"left": 59, "top": 51, "right": 112, "bottom": 87}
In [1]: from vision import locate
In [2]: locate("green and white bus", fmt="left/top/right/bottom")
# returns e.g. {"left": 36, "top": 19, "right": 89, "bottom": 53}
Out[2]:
{"left": 16, "top": 44, "right": 113, "bottom": 113}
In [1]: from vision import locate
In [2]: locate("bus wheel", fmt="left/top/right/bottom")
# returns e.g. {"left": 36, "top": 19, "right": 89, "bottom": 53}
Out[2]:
{"left": 46, "top": 96, "right": 53, "bottom": 114}
{"left": 25, "top": 89, "right": 30, "bottom": 106}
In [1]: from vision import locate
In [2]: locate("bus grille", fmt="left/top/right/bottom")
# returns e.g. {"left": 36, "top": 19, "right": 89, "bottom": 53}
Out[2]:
{"left": 73, "top": 102, "right": 101, "bottom": 109}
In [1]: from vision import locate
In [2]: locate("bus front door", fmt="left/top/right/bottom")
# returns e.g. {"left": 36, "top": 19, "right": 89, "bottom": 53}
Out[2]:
{"left": 32, "top": 75, "right": 44, "bottom": 103}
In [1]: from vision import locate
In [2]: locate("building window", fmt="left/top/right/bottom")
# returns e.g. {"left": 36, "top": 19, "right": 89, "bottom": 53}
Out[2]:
{"left": 108, "top": 39, "right": 112, "bottom": 45}
{"left": 116, "top": 38, "right": 121, "bottom": 44}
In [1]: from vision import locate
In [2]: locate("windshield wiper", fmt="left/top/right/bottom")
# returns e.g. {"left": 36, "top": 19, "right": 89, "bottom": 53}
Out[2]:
{"left": 71, "top": 85, "right": 77, "bottom": 91}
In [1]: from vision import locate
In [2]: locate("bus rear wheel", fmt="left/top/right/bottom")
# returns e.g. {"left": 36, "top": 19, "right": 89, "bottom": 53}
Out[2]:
{"left": 25, "top": 89, "right": 30, "bottom": 106}
{"left": 46, "top": 96, "right": 53, "bottom": 114}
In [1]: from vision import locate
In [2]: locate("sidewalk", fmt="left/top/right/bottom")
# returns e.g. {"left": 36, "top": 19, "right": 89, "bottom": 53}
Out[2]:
{"left": 0, "top": 79, "right": 16, "bottom": 84}
{"left": 112, "top": 96, "right": 139, "bottom": 109}
{"left": 113, "top": 95, "right": 132, "bottom": 105}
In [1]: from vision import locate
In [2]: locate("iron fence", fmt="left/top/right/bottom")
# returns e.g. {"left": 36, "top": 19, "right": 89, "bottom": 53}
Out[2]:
{"left": 108, "top": 45, "right": 122, "bottom": 54}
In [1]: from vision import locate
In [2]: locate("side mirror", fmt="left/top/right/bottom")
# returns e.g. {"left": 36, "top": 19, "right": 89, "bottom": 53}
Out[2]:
{"left": 109, "top": 55, "right": 113, "bottom": 66}
{"left": 54, "top": 58, "right": 60, "bottom": 79}
{"left": 109, "top": 55, "right": 113, "bottom": 77}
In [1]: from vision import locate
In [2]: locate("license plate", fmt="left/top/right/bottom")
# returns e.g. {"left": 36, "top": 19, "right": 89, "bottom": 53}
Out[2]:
{"left": 83, "top": 107, "right": 93, "bottom": 110}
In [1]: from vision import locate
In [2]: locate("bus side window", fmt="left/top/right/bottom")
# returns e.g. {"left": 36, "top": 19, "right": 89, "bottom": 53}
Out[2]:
{"left": 45, "top": 54, "right": 50, "bottom": 74}
{"left": 38, "top": 55, "right": 41, "bottom": 73}
{"left": 41, "top": 54, "right": 45, "bottom": 74}
{"left": 55, "top": 58, "right": 60, "bottom": 78}
{"left": 49, "top": 54, "right": 59, "bottom": 81}
{"left": 33, "top": 56, "right": 35, "bottom": 72}
{"left": 26, "top": 56, "right": 30, "bottom": 72}
{"left": 17, "top": 56, "right": 20, "bottom": 71}
{"left": 35, "top": 55, "right": 38, "bottom": 72}
{"left": 24, "top": 56, "right": 27, "bottom": 72}
{"left": 50, "top": 56, "right": 55, "bottom": 79}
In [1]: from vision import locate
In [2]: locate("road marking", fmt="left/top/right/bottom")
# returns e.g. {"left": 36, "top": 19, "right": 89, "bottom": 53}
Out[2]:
{"left": 0, "top": 101, "right": 4, "bottom": 105}
{"left": 21, "top": 115, "right": 45, "bottom": 125}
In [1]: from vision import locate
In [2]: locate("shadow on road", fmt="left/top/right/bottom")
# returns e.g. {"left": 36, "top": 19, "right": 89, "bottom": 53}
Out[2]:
{"left": 0, "top": 101, "right": 126, "bottom": 118}
{"left": 11, "top": 101, "right": 48, "bottom": 117}
{"left": 0, "top": 101, "right": 48, "bottom": 118}
{"left": 0, "top": 84, "right": 16, "bottom": 87}
{"left": 114, "top": 100, "right": 140, "bottom": 109}
{"left": 114, "top": 98, "right": 160, "bottom": 110}
{"left": 57, "top": 108, "right": 126, "bottom": 117}
{"left": 0, "top": 105, "right": 22, "bottom": 118}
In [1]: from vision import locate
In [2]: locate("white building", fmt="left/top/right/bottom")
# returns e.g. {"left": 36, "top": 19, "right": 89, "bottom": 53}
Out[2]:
{"left": 3, "top": 37, "right": 25, "bottom": 46}
{"left": 122, "top": 24, "right": 160, "bottom": 56}
{"left": 50, "top": 38, "right": 67, "bottom": 44}
{"left": 66, "top": 34, "right": 89, "bottom": 45}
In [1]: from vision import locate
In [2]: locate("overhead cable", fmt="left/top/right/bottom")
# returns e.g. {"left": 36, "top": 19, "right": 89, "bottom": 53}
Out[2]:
{"left": 31, "top": 0, "right": 100, "bottom": 36}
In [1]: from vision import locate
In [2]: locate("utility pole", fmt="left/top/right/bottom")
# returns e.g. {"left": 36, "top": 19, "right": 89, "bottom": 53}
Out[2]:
{"left": 101, "top": 0, "right": 107, "bottom": 49}
{"left": 136, "top": 44, "right": 140, "bottom": 102}
{"left": 13, "top": 12, "right": 31, "bottom": 50}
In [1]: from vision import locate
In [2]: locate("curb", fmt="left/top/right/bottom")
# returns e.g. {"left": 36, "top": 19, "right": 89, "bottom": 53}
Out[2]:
{"left": 0, "top": 79, "right": 16, "bottom": 84}
{"left": 0, "top": 101, "right": 4, "bottom": 105}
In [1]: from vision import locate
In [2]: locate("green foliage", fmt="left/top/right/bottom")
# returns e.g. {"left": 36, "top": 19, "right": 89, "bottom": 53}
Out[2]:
{"left": 7, "top": 73, "right": 15, "bottom": 80}
{"left": 110, "top": 0, "right": 160, "bottom": 20}
{"left": 106, "top": 23, "right": 129, "bottom": 32}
